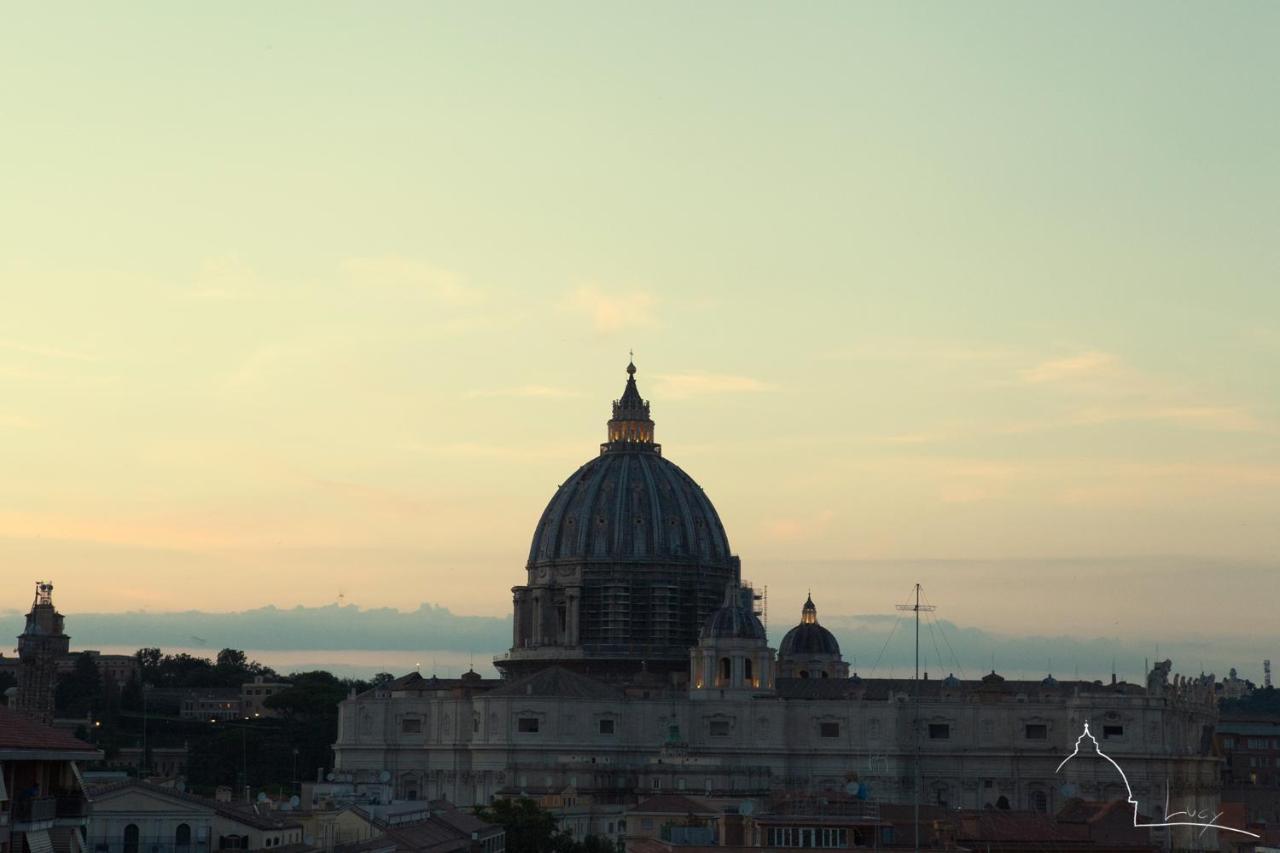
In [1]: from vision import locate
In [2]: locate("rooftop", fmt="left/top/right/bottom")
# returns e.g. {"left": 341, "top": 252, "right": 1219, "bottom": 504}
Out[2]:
{"left": 0, "top": 706, "right": 101, "bottom": 759}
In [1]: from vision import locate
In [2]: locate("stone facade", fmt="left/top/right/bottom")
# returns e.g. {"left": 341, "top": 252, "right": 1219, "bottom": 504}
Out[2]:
{"left": 332, "top": 363, "right": 1226, "bottom": 850}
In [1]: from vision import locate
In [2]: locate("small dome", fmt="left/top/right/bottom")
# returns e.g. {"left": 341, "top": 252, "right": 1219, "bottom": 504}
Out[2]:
{"left": 1041, "top": 674, "right": 1058, "bottom": 687}
{"left": 778, "top": 594, "right": 841, "bottom": 657}
{"left": 942, "top": 673, "right": 961, "bottom": 688}
{"left": 700, "top": 584, "right": 766, "bottom": 641}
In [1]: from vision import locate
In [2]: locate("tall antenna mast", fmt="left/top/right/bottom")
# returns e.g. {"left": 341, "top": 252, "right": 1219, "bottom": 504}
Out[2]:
{"left": 897, "top": 583, "right": 936, "bottom": 853}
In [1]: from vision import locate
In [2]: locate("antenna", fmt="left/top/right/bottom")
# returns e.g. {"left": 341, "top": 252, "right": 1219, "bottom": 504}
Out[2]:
{"left": 1266, "top": 660, "right": 1273, "bottom": 689}
{"left": 896, "top": 584, "right": 936, "bottom": 853}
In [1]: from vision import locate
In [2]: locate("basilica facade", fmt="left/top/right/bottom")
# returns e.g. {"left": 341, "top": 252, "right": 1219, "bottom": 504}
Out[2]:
{"left": 332, "top": 362, "right": 1222, "bottom": 848}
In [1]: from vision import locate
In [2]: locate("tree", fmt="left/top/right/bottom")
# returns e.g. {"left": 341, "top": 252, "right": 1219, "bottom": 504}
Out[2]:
{"left": 371, "top": 672, "right": 395, "bottom": 688}
{"left": 55, "top": 652, "right": 102, "bottom": 717}
{"left": 216, "top": 648, "right": 248, "bottom": 670}
{"left": 475, "top": 798, "right": 565, "bottom": 853}
{"left": 263, "top": 671, "right": 348, "bottom": 718}
{"left": 472, "top": 798, "right": 609, "bottom": 853}
{"left": 135, "top": 647, "right": 162, "bottom": 680}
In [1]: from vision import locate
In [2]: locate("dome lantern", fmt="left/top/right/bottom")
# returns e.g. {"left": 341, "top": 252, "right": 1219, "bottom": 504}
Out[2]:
{"left": 801, "top": 592, "right": 817, "bottom": 625}
{"left": 603, "top": 357, "right": 658, "bottom": 453}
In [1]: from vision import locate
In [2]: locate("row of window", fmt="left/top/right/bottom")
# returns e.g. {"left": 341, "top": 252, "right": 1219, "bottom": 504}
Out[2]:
{"left": 765, "top": 827, "right": 849, "bottom": 848}
{"left": 517, "top": 717, "right": 616, "bottom": 734}
{"left": 925, "top": 722, "right": 1106, "bottom": 741}
{"left": 505, "top": 719, "right": 1070, "bottom": 741}
{"left": 408, "top": 715, "right": 1120, "bottom": 742}
{"left": 1245, "top": 756, "right": 1280, "bottom": 767}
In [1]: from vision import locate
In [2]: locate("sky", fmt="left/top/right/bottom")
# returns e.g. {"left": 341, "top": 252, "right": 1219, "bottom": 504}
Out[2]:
{"left": 1, "top": 4, "right": 1277, "bottom": 676}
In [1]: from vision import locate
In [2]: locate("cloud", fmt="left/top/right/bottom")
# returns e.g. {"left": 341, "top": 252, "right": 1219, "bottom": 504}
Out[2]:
{"left": 1019, "top": 351, "right": 1117, "bottom": 384}
{"left": 764, "top": 509, "right": 835, "bottom": 542}
{"left": 563, "top": 285, "right": 656, "bottom": 333}
{"left": 6, "top": 600, "right": 1259, "bottom": 686}
{"left": 222, "top": 340, "right": 321, "bottom": 392}
{"left": 0, "top": 413, "right": 37, "bottom": 430}
{"left": 1069, "top": 404, "right": 1263, "bottom": 433}
{"left": 650, "top": 371, "right": 775, "bottom": 399}
{"left": 343, "top": 256, "right": 481, "bottom": 307}
{"left": 179, "top": 255, "right": 266, "bottom": 302}
{"left": 466, "top": 385, "right": 582, "bottom": 399}
{"left": 0, "top": 338, "right": 98, "bottom": 362}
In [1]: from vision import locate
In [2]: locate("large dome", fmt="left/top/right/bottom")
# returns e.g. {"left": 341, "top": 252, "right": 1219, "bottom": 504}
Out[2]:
{"left": 501, "top": 360, "right": 741, "bottom": 679}
{"left": 528, "top": 451, "right": 732, "bottom": 567}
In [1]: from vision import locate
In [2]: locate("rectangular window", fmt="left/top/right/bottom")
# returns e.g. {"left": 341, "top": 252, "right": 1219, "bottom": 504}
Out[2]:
{"left": 928, "top": 723, "right": 950, "bottom": 740}
{"left": 517, "top": 717, "right": 540, "bottom": 733}
{"left": 1025, "top": 724, "right": 1047, "bottom": 740}
{"left": 1103, "top": 725, "right": 1123, "bottom": 739}
{"left": 820, "top": 721, "right": 840, "bottom": 738}
{"left": 709, "top": 720, "right": 731, "bottom": 737}
{"left": 598, "top": 718, "right": 615, "bottom": 735}
{"left": 400, "top": 718, "right": 421, "bottom": 733}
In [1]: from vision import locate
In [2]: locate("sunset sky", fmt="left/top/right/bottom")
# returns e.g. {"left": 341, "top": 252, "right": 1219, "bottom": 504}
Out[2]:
{"left": 1, "top": 4, "right": 1276, "bottom": 668}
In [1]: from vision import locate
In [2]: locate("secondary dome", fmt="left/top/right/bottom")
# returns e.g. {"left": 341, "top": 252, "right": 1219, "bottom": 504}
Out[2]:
{"left": 527, "top": 360, "right": 732, "bottom": 568}
{"left": 778, "top": 593, "right": 842, "bottom": 657}
{"left": 700, "top": 584, "right": 766, "bottom": 641}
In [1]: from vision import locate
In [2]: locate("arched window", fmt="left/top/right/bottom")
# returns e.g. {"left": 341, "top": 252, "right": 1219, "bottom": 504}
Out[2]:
{"left": 1031, "top": 790, "right": 1048, "bottom": 813}
{"left": 799, "top": 670, "right": 810, "bottom": 679}
{"left": 820, "top": 671, "right": 829, "bottom": 679}
{"left": 719, "top": 657, "right": 731, "bottom": 684}
{"left": 744, "top": 658, "right": 753, "bottom": 683}
{"left": 996, "top": 796, "right": 1010, "bottom": 810}
{"left": 175, "top": 824, "right": 191, "bottom": 852}
{"left": 124, "top": 825, "right": 140, "bottom": 853}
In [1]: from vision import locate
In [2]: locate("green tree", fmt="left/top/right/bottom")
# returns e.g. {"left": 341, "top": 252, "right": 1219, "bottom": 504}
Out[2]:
{"left": 55, "top": 651, "right": 102, "bottom": 717}
{"left": 263, "top": 671, "right": 350, "bottom": 718}
{"left": 216, "top": 648, "right": 248, "bottom": 670}
{"left": 475, "top": 798, "right": 564, "bottom": 853}
{"left": 135, "top": 647, "right": 162, "bottom": 680}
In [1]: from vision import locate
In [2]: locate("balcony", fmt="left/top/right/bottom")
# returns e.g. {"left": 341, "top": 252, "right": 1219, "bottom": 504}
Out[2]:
{"left": 12, "top": 797, "right": 57, "bottom": 827}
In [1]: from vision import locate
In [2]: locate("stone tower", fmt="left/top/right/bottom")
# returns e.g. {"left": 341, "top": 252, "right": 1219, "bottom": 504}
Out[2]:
{"left": 15, "top": 581, "right": 70, "bottom": 724}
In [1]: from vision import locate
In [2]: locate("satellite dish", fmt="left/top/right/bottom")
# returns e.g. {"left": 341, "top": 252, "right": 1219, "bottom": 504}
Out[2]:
{"left": 738, "top": 801, "right": 755, "bottom": 816}
{"left": 289, "top": 796, "right": 301, "bottom": 808}
{"left": 326, "top": 772, "right": 336, "bottom": 782}
{"left": 844, "top": 782, "right": 858, "bottom": 795}
{"left": 257, "top": 792, "right": 269, "bottom": 803}
{"left": 379, "top": 770, "right": 391, "bottom": 783}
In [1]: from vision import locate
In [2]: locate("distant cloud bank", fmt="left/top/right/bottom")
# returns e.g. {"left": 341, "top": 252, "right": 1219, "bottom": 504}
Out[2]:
{"left": 0, "top": 602, "right": 1261, "bottom": 685}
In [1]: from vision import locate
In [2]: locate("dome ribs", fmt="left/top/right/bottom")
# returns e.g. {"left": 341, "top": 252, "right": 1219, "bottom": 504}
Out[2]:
{"left": 637, "top": 452, "right": 665, "bottom": 556}
{"left": 574, "top": 457, "right": 609, "bottom": 558}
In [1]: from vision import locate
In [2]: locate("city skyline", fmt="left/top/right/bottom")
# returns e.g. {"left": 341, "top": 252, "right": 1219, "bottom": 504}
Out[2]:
{"left": 2, "top": 5, "right": 1277, "bottom": 655}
